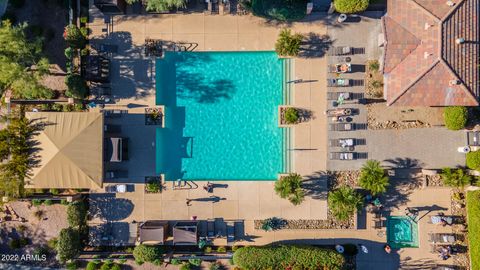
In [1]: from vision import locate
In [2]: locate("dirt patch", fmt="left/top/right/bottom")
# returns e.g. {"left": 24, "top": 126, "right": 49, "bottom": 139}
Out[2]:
{"left": 365, "top": 60, "right": 383, "bottom": 98}
{"left": 0, "top": 201, "right": 68, "bottom": 267}
{"left": 367, "top": 103, "right": 445, "bottom": 130}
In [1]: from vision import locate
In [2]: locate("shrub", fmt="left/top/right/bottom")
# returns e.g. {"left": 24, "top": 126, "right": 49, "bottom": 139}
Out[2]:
{"left": 81, "top": 48, "right": 90, "bottom": 56}
{"left": 9, "top": 239, "right": 21, "bottom": 249}
{"left": 275, "top": 29, "right": 303, "bottom": 57}
{"left": 32, "top": 199, "right": 42, "bottom": 206}
{"left": 110, "top": 264, "right": 121, "bottom": 270}
{"left": 467, "top": 191, "right": 480, "bottom": 270}
{"left": 334, "top": 0, "right": 369, "bottom": 14}
{"left": 232, "top": 245, "right": 239, "bottom": 252}
{"left": 328, "top": 186, "right": 363, "bottom": 221}
{"left": 65, "top": 74, "right": 88, "bottom": 99}
{"left": 99, "top": 263, "right": 110, "bottom": 270}
{"left": 66, "top": 261, "right": 78, "bottom": 270}
{"left": 67, "top": 201, "right": 87, "bottom": 228}
{"left": 65, "top": 47, "right": 74, "bottom": 59}
{"left": 146, "top": 0, "right": 187, "bottom": 12}
{"left": 171, "top": 258, "right": 181, "bottom": 265}
{"left": 359, "top": 160, "right": 389, "bottom": 195}
{"left": 64, "top": 25, "right": 87, "bottom": 49}
{"left": 86, "top": 261, "right": 97, "bottom": 270}
{"left": 34, "top": 209, "right": 45, "bottom": 220}
{"left": 80, "top": 27, "right": 88, "bottom": 37}
{"left": 180, "top": 263, "right": 192, "bottom": 270}
{"left": 260, "top": 217, "right": 286, "bottom": 231}
{"left": 441, "top": 168, "right": 472, "bottom": 189}
{"left": 44, "top": 199, "right": 53, "bottom": 206}
{"left": 146, "top": 180, "right": 161, "bottom": 193}
{"left": 204, "top": 246, "right": 212, "bottom": 253}
{"left": 370, "top": 80, "right": 383, "bottom": 89}
{"left": 80, "top": 17, "right": 89, "bottom": 24}
{"left": 210, "top": 262, "right": 222, "bottom": 270}
{"left": 217, "top": 246, "right": 226, "bottom": 253}
{"left": 61, "top": 199, "right": 69, "bottom": 205}
{"left": 133, "top": 244, "right": 163, "bottom": 263}
{"left": 444, "top": 106, "right": 468, "bottom": 130}
{"left": 47, "top": 237, "right": 58, "bottom": 249}
{"left": 56, "top": 228, "right": 81, "bottom": 262}
{"left": 33, "top": 246, "right": 49, "bottom": 257}
{"left": 50, "top": 188, "right": 60, "bottom": 195}
{"left": 189, "top": 258, "right": 202, "bottom": 266}
{"left": 153, "top": 259, "right": 163, "bottom": 266}
{"left": 233, "top": 245, "right": 345, "bottom": 270}
{"left": 467, "top": 151, "right": 480, "bottom": 170}
{"left": 284, "top": 107, "right": 299, "bottom": 124}
{"left": 274, "top": 173, "right": 305, "bottom": 205}
{"left": 368, "top": 60, "right": 380, "bottom": 72}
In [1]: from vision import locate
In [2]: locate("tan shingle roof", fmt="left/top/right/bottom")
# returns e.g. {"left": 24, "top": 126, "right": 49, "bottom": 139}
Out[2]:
{"left": 383, "top": 0, "right": 480, "bottom": 106}
{"left": 25, "top": 112, "right": 104, "bottom": 189}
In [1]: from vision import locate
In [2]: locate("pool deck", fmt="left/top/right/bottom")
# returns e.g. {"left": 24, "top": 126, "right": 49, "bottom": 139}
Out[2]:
{"left": 87, "top": 4, "right": 460, "bottom": 269}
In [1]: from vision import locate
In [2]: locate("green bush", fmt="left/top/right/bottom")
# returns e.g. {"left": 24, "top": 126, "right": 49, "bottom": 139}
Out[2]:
{"left": 217, "top": 246, "right": 227, "bottom": 253}
{"left": 260, "top": 217, "right": 285, "bottom": 231}
{"left": 86, "top": 261, "right": 97, "bottom": 270}
{"left": 232, "top": 245, "right": 239, "bottom": 252}
{"left": 444, "top": 106, "right": 468, "bottom": 130}
{"left": 252, "top": 0, "right": 307, "bottom": 21}
{"left": 80, "top": 17, "right": 89, "bottom": 24}
{"left": 67, "top": 200, "right": 87, "bottom": 228}
{"left": 66, "top": 261, "right": 78, "bottom": 270}
{"left": 284, "top": 107, "right": 299, "bottom": 124}
{"left": 33, "top": 245, "right": 49, "bottom": 257}
{"left": 328, "top": 186, "right": 363, "bottom": 221}
{"left": 204, "top": 246, "right": 212, "bottom": 253}
{"left": 359, "top": 160, "right": 389, "bottom": 195}
{"left": 56, "top": 228, "right": 81, "bottom": 262}
{"left": 44, "top": 199, "right": 53, "bottom": 206}
{"left": 64, "top": 25, "right": 87, "bottom": 49}
{"left": 9, "top": 239, "right": 21, "bottom": 249}
{"left": 146, "top": 0, "right": 187, "bottom": 12}
{"left": 467, "top": 151, "right": 480, "bottom": 170}
{"left": 146, "top": 180, "right": 162, "bottom": 193}
{"left": 47, "top": 237, "right": 58, "bottom": 249}
{"left": 61, "top": 199, "right": 69, "bottom": 205}
{"left": 133, "top": 244, "right": 163, "bottom": 263}
{"left": 32, "top": 199, "right": 42, "bottom": 206}
{"left": 334, "top": 0, "right": 369, "bottom": 14}
{"left": 180, "top": 263, "right": 192, "bottom": 270}
{"left": 467, "top": 191, "right": 480, "bottom": 270}
{"left": 189, "top": 258, "right": 202, "bottom": 266}
{"left": 171, "top": 258, "right": 181, "bottom": 265}
{"left": 50, "top": 188, "right": 60, "bottom": 195}
{"left": 81, "top": 48, "right": 90, "bottom": 56}
{"left": 65, "top": 74, "right": 88, "bottom": 99}
{"left": 275, "top": 29, "right": 303, "bottom": 57}
{"left": 274, "top": 173, "right": 305, "bottom": 205}
{"left": 99, "top": 263, "right": 110, "bottom": 270}
{"left": 233, "top": 245, "right": 345, "bottom": 270}
{"left": 210, "top": 262, "right": 222, "bottom": 270}
{"left": 368, "top": 60, "right": 380, "bottom": 72}
{"left": 441, "top": 168, "right": 472, "bottom": 188}
{"left": 65, "top": 47, "right": 75, "bottom": 59}
{"left": 110, "top": 264, "right": 121, "bottom": 270}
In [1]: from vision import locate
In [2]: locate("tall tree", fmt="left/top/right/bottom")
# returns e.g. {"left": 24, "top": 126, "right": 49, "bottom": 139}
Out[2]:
{"left": 274, "top": 173, "right": 305, "bottom": 205}
{"left": 0, "top": 20, "right": 53, "bottom": 99}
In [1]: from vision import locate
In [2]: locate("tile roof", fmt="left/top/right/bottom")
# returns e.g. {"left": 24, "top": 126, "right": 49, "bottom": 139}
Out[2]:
{"left": 383, "top": 0, "right": 480, "bottom": 106}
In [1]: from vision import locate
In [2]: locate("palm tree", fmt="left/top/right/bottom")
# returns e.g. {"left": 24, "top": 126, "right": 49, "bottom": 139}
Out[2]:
{"left": 328, "top": 186, "right": 363, "bottom": 221}
{"left": 441, "top": 168, "right": 471, "bottom": 189}
{"left": 358, "top": 160, "right": 389, "bottom": 195}
{"left": 274, "top": 173, "right": 305, "bottom": 205}
{"left": 275, "top": 29, "right": 303, "bottom": 57}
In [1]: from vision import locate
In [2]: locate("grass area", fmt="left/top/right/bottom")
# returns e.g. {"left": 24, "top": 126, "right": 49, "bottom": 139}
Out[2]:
{"left": 252, "top": 0, "right": 307, "bottom": 21}
{"left": 467, "top": 191, "right": 480, "bottom": 270}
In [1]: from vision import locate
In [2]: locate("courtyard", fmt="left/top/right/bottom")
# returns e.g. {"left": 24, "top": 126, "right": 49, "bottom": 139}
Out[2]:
{"left": 84, "top": 2, "right": 470, "bottom": 269}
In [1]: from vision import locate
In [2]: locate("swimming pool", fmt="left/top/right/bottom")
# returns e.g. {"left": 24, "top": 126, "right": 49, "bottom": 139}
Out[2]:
{"left": 155, "top": 51, "right": 287, "bottom": 180}
{"left": 387, "top": 216, "right": 419, "bottom": 248}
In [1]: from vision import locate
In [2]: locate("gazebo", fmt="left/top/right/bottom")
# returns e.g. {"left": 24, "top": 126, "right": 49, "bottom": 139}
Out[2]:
{"left": 138, "top": 221, "right": 169, "bottom": 245}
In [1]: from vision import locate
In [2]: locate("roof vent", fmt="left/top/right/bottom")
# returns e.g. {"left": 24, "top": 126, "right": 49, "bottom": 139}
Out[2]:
{"left": 456, "top": 38, "right": 465, "bottom": 44}
{"left": 424, "top": 22, "right": 433, "bottom": 30}
{"left": 449, "top": 79, "right": 460, "bottom": 86}
{"left": 424, "top": 51, "right": 432, "bottom": 59}
{"left": 446, "top": 1, "right": 455, "bottom": 6}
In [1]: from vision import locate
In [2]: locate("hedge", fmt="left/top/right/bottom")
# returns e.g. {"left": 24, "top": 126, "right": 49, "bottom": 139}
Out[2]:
{"left": 444, "top": 106, "right": 467, "bottom": 130}
{"left": 467, "top": 191, "right": 480, "bottom": 270}
{"left": 334, "top": 0, "right": 369, "bottom": 14}
{"left": 133, "top": 244, "right": 164, "bottom": 263}
{"left": 467, "top": 151, "right": 480, "bottom": 170}
{"left": 233, "top": 245, "right": 345, "bottom": 270}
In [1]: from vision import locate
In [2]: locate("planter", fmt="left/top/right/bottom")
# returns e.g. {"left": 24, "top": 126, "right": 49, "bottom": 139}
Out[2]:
{"left": 278, "top": 105, "right": 299, "bottom": 127}
{"left": 144, "top": 176, "right": 163, "bottom": 193}
{"left": 145, "top": 107, "right": 164, "bottom": 126}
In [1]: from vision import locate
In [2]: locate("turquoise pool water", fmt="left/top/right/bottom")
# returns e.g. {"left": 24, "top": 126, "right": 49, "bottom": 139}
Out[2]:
{"left": 155, "top": 51, "right": 286, "bottom": 180}
{"left": 387, "top": 216, "right": 419, "bottom": 248}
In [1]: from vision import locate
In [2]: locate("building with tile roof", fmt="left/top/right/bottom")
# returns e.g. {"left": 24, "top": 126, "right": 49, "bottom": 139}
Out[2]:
{"left": 382, "top": 0, "right": 479, "bottom": 106}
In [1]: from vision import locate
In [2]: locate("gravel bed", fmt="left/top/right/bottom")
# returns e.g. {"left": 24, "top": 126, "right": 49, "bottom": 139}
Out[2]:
{"left": 254, "top": 216, "right": 355, "bottom": 230}
{"left": 328, "top": 171, "right": 360, "bottom": 189}
{"left": 425, "top": 175, "right": 443, "bottom": 187}
{"left": 450, "top": 190, "right": 469, "bottom": 270}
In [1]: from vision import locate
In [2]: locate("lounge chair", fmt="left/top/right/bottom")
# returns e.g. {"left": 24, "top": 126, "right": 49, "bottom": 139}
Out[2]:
{"left": 329, "top": 46, "right": 352, "bottom": 56}
{"left": 329, "top": 138, "right": 355, "bottom": 148}
{"left": 329, "top": 123, "right": 354, "bottom": 131}
{"left": 429, "top": 233, "right": 456, "bottom": 243}
{"left": 327, "top": 78, "right": 350, "bottom": 87}
{"left": 329, "top": 152, "right": 357, "bottom": 160}
{"left": 227, "top": 221, "right": 235, "bottom": 244}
